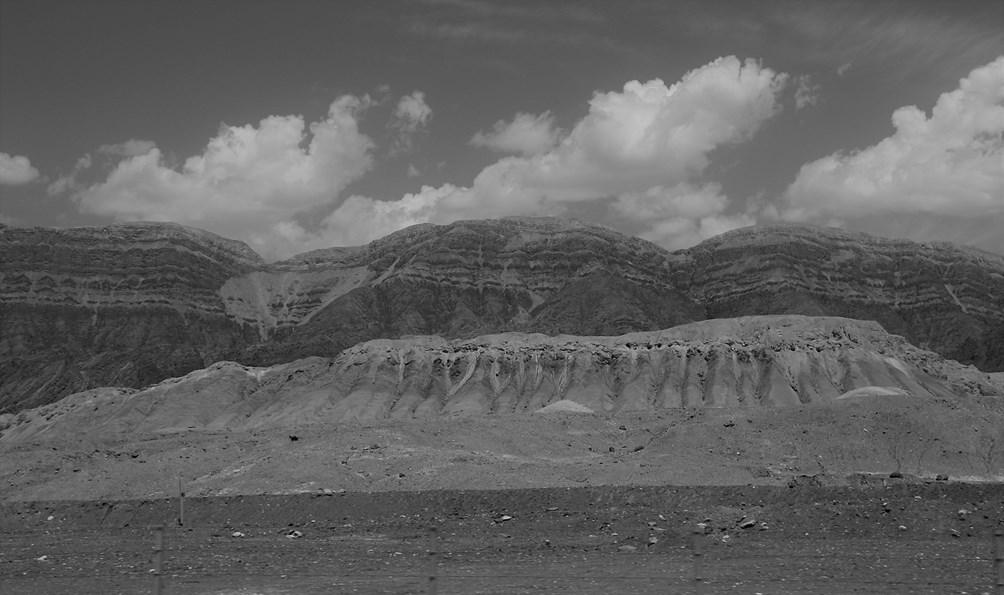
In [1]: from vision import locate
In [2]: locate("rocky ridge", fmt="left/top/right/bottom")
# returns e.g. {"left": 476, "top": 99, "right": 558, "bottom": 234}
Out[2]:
{"left": 3, "top": 217, "right": 1004, "bottom": 414}
{"left": 3, "top": 316, "right": 1000, "bottom": 442}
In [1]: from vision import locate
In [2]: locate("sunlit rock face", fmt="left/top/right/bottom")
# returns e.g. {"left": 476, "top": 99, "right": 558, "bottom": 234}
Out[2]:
{"left": 2, "top": 217, "right": 1003, "bottom": 414}
{"left": 4, "top": 316, "right": 999, "bottom": 441}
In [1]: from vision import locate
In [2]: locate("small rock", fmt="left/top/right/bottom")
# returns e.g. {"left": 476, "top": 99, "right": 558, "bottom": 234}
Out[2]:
{"left": 231, "top": 531, "right": 245, "bottom": 538}
{"left": 949, "top": 529, "right": 961, "bottom": 538}
{"left": 618, "top": 545, "right": 637, "bottom": 553}
{"left": 35, "top": 555, "right": 48, "bottom": 562}
{"left": 696, "top": 522, "right": 713, "bottom": 534}
{"left": 758, "top": 522, "right": 769, "bottom": 531}
{"left": 286, "top": 530, "right": 303, "bottom": 539}
{"left": 495, "top": 514, "right": 513, "bottom": 523}
{"left": 898, "top": 525, "right": 907, "bottom": 531}
{"left": 936, "top": 474, "right": 949, "bottom": 481}
{"left": 740, "top": 519, "right": 757, "bottom": 529}
{"left": 647, "top": 536, "right": 659, "bottom": 545}
{"left": 46, "top": 515, "right": 54, "bottom": 521}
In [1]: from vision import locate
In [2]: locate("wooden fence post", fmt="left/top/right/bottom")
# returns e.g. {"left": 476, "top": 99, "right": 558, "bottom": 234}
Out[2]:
{"left": 428, "top": 525, "right": 439, "bottom": 595}
{"left": 994, "top": 529, "right": 1004, "bottom": 595}
{"left": 692, "top": 526, "right": 705, "bottom": 595}
{"left": 153, "top": 525, "right": 164, "bottom": 595}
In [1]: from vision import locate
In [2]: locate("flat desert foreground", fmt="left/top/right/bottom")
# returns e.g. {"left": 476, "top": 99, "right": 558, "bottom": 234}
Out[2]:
{"left": 2, "top": 483, "right": 1002, "bottom": 594}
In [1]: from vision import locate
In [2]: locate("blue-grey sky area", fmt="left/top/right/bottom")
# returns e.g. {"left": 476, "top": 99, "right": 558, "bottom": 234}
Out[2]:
{"left": 1, "top": 0, "right": 1002, "bottom": 260}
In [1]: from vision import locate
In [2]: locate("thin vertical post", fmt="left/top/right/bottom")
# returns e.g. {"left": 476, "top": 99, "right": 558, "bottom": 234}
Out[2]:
{"left": 427, "top": 525, "right": 439, "bottom": 595}
{"left": 153, "top": 525, "right": 164, "bottom": 595}
{"left": 692, "top": 526, "right": 704, "bottom": 595}
{"left": 995, "top": 529, "right": 1004, "bottom": 595}
{"left": 178, "top": 475, "right": 185, "bottom": 526}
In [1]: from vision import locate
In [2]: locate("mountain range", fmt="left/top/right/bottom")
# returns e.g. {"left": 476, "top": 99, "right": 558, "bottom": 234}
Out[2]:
{"left": 2, "top": 217, "right": 1003, "bottom": 415}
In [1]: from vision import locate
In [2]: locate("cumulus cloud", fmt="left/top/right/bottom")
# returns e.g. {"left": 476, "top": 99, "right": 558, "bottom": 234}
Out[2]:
{"left": 470, "top": 111, "right": 561, "bottom": 155}
{"left": 390, "top": 91, "right": 432, "bottom": 153}
{"left": 784, "top": 56, "right": 1004, "bottom": 221}
{"left": 47, "top": 154, "right": 93, "bottom": 196}
{"left": 0, "top": 153, "right": 40, "bottom": 185}
{"left": 74, "top": 96, "right": 375, "bottom": 260}
{"left": 611, "top": 182, "right": 754, "bottom": 248}
{"left": 318, "top": 56, "right": 787, "bottom": 248}
{"left": 98, "top": 139, "right": 157, "bottom": 157}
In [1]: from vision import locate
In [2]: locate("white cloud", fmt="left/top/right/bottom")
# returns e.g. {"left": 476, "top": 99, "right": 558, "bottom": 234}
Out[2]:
{"left": 390, "top": 91, "right": 432, "bottom": 153}
{"left": 611, "top": 182, "right": 753, "bottom": 248}
{"left": 98, "top": 139, "right": 157, "bottom": 157}
{"left": 318, "top": 56, "right": 787, "bottom": 248}
{"left": 785, "top": 56, "right": 1004, "bottom": 221}
{"left": 47, "top": 153, "right": 93, "bottom": 196}
{"left": 470, "top": 111, "right": 561, "bottom": 155}
{"left": 794, "top": 75, "right": 820, "bottom": 109}
{"left": 74, "top": 96, "right": 375, "bottom": 260}
{"left": 836, "top": 62, "right": 852, "bottom": 77}
{"left": 407, "top": 163, "right": 421, "bottom": 177}
{"left": 0, "top": 153, "right": 40, "bottom": 185}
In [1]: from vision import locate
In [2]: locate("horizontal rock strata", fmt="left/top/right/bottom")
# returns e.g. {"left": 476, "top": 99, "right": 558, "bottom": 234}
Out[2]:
{"left": 3, "top": 217, "right": 1004, "bottom": 413}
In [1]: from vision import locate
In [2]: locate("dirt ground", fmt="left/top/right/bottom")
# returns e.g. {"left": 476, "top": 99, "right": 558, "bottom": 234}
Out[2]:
{"left": 2, "top": 483, "right": 1002, "bottom": 594}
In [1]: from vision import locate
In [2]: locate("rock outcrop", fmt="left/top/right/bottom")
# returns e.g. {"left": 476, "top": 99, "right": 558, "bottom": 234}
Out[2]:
{"left": 4, "top": 316, "right": 1000, "bottom": 441}
{"left": 0, "top": 222, "right": 262, "bottom": 413}
{"left": 3, "top": 217, "right": 1004, "bottom": 414}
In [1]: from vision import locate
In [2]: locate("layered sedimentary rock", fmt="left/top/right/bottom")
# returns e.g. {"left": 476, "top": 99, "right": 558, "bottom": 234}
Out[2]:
{"left": 0, "top": 222, "right": 262, "bottom": 413}
{"left": 680, "top": 225, "right": 1004, "bottom": 372}
{"left": 4, "top": 316, "right": 1000, "bottom": 441}
{"left": 3, "top": 217, "right": 1004, "bottom": 414}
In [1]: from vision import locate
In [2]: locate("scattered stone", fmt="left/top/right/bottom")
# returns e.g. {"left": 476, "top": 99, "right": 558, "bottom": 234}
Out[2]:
{"left": 647, "top": 536, "right": 659, "bottom": 546}
{"left": 949, "top": 529, "right": 961, "bottom": 538}
{"left": 936, "top": 474, "right": 949, "bottom": 481}
{"left": 286, "top": 530, "right": 303, "bottom": 539}
{"left": 889, "top": 471, "right": 903, "bottom": 479}
{"left": 696, "top": 522, "right": 712, "bottom": 534}
{"left": 740, "top": 519, "right": 757, "bottom": 529}
{"left": 231, "top": 531, "right": 245, "bottom": 538}
{"left": 35, "top": 555, "right": 48, "bottom": 562}
{"left": 494, "top": 514, "right": 513, "bottom": 523}
{"left": 898, "top": 525, "right": 907, "bottom": 531}
{"left": 759, "top": 522, "right": 769, "bottom": 531}
{"left": 618, "top": 545, "right": 637, "bottom": 553}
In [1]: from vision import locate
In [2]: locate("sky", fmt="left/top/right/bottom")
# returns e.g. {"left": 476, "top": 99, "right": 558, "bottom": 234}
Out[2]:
{"left": 1, "top": 0, "right": 1002, "bottom": 261}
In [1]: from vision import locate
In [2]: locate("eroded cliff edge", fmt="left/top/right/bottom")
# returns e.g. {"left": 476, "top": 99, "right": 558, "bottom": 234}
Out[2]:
{"left": 4, "top": 316, "right": 999, "bottom": 441}
{"left": 3, "top": 218, "right": 1003, "bottom": 413}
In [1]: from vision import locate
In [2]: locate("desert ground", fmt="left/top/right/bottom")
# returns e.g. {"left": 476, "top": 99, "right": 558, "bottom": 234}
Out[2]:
{"left": 4, "top": 403, "right": 1004, "bottom": 594}
{"left": 2, "top": 483, "right": 1002, "bottom": 594}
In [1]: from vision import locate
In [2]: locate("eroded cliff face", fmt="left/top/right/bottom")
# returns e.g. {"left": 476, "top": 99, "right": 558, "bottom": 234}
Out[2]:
{"left": 3, "top": 217, "right": 1004, "bottom": 414}
{"left": 235, "top": 217, "right": 704, "bottom": 365}
{"left": 4, "top": 316, "right": 1000, "bottom": 442}
{"left": 681, "top": 225, "right": 1004, "bottom": 371}
{"left": 0, "top": 222, "right": 263, "bottom": 413}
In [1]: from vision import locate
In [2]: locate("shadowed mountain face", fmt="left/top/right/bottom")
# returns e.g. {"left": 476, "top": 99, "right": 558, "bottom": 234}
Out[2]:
{"left": 2, "top": 217, "right": 1003, "bottom": 413}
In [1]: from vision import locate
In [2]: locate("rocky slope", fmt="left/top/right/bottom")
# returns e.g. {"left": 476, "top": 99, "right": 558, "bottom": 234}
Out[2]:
{"left": 0, "top": 222, "right": 262, "bottom": 413}
{"left": 3, "top": 217, "right": 1004, "bottom": 414}
{"left": 4, "top": 316, "right": 1004, "bottom": 500}
{"left": 3, "top": 316, "right": 1000, "bottom": 442}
